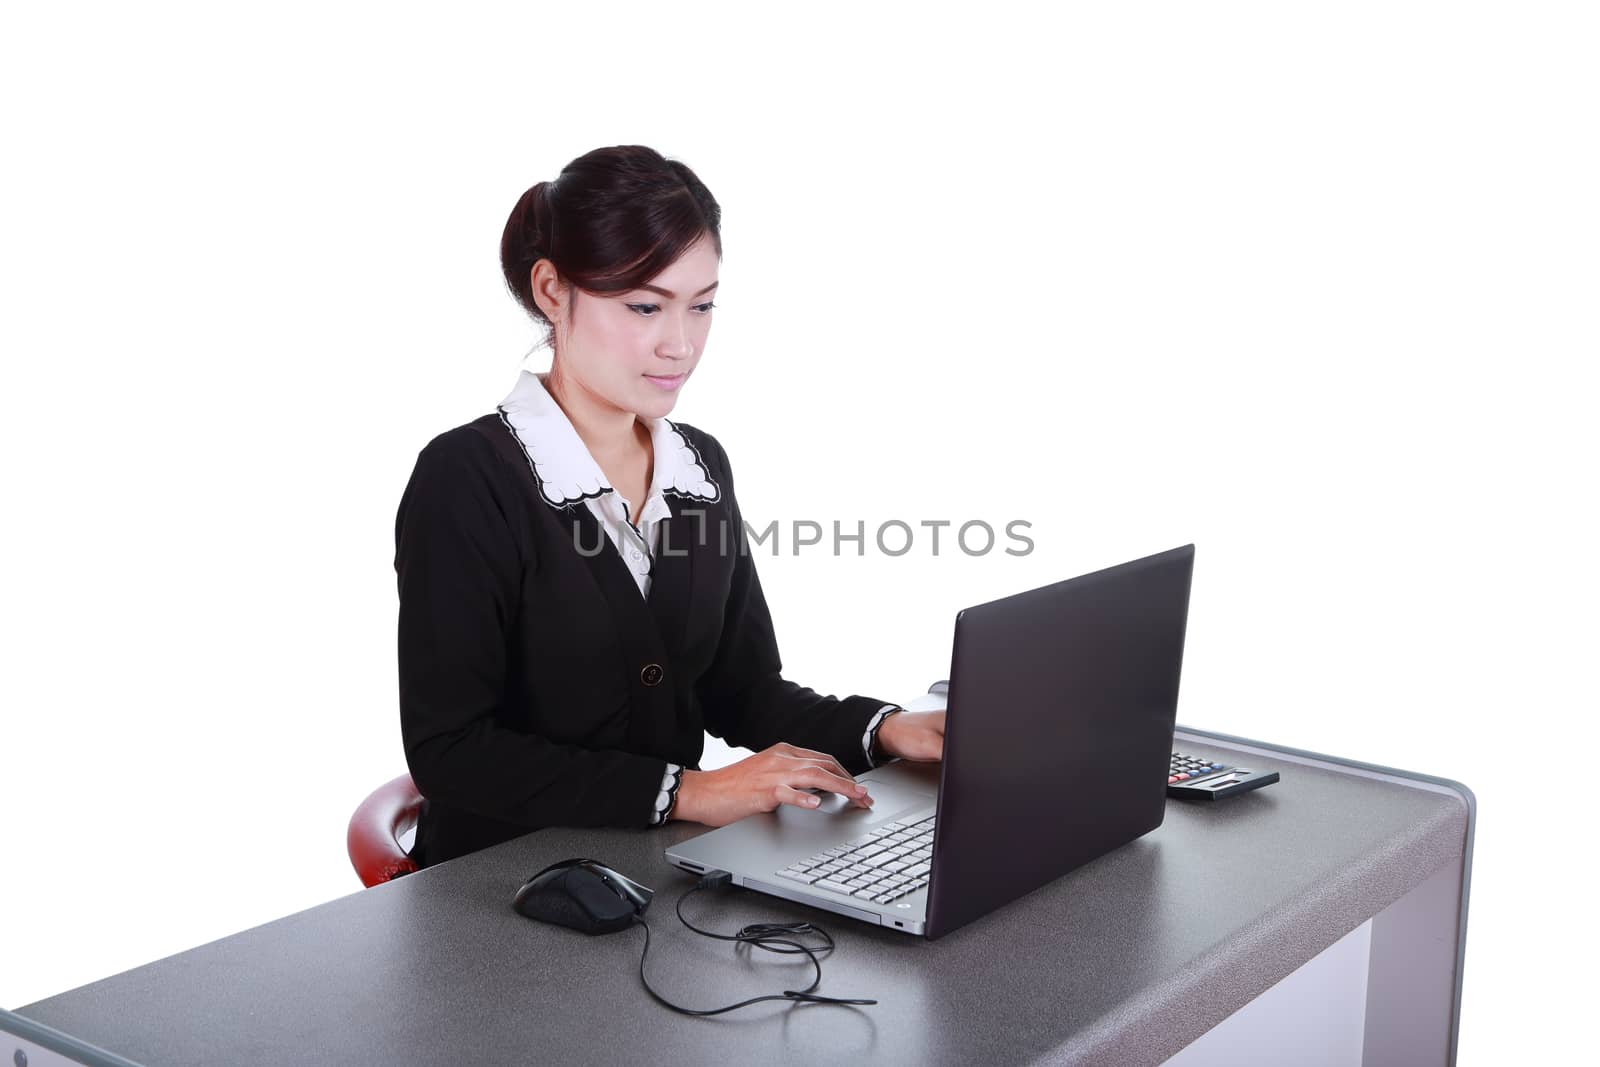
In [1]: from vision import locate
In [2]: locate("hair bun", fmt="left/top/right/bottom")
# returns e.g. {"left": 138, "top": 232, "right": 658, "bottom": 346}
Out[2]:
{"left": 498, "top": 146, "right": 722, "bottom": 343}
{"left": 529, "top": 181, "right": 555, "bottom": 253}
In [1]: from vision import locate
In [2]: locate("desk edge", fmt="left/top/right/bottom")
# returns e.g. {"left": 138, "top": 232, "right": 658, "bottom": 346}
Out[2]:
{"left": 1173, "top": 724, "right": 1476, "bottom": 1067}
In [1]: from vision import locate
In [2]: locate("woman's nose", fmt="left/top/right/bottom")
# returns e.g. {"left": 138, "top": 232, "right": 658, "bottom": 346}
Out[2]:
{"left": 657, "top": 317, "right": 693, "bottom": 359}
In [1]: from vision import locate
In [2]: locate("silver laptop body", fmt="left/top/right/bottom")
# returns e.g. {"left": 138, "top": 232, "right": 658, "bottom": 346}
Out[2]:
{"left": 667, "top": 758, "right": 943, "bottom": 934}
{"left": 665, "top": 545, "right": 1195, "bottom": 939}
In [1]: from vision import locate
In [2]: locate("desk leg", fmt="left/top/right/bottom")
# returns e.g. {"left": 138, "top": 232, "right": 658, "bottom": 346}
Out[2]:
{"left": 1362, "top": 860, "right": 1467, "bottom": 1066}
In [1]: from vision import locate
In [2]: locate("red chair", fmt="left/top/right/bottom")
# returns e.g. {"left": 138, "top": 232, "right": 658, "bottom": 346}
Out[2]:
{"left": 347, "top": 773, "right": 424, "bottom": 886}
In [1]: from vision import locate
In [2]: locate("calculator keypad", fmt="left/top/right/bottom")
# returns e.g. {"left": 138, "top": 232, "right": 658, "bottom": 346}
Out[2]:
{"left": 1170, "top": 752, "right": 1229, "bottom": 784}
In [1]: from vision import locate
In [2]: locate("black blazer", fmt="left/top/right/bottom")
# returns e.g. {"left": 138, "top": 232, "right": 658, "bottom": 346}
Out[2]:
{"left": 394, "top": 412, "right": 896, "bottom": 866}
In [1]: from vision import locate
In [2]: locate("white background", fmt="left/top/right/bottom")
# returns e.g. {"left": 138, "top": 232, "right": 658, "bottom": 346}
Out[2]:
{"left": 2, "top": 2, "right": 1595, "bottom": 1062}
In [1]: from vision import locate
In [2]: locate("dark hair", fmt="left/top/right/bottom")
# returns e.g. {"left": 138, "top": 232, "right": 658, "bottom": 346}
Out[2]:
{"left": 500, "top": 145, "right": 722, "bottom": 343}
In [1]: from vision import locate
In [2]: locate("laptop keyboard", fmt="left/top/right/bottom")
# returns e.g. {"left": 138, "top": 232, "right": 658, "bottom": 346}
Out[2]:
{"left": 776, "top": 813, "right": 936, "bottom": 904}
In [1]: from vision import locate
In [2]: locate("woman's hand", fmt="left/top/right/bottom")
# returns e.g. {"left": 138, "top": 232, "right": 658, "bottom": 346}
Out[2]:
{"left": 877, "top": 709, "right": 946, "bottom": 761}
{"left": 672, "top": 743, "right": 873, "bottom": 828}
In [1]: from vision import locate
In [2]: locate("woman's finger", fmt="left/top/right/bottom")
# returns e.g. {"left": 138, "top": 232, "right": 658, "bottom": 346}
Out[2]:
{"left": 774, "top": 784, "right": 827, "bottom": 810}
{"left": 783, "top": 757, "right": 857, "bottom": 783}
{"left": 795, "top": 766, "right": 873, "bottom": 807}
{"left": 772, "top": 744, "right": 851, "bottom": 781}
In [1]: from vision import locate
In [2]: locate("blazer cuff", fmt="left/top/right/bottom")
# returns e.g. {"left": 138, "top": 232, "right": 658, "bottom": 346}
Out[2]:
{"left": 862, "top": 704, "right": 903, "bottom": 768}
{"left": 648, "top": 762, "right": 684, "bottom": 826}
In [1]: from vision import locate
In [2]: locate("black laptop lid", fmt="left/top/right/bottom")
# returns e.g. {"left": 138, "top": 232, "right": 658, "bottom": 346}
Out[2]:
{"left": 924, "top": 544, "right": 1194, "bottom": 940}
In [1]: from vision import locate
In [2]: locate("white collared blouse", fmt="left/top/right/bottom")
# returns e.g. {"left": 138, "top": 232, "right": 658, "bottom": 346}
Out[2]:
{"left": 497, "top": 370, "right": 720, "bottom": 600}
{"left": 494, "top": 370, "right": 900, "bottom": 824}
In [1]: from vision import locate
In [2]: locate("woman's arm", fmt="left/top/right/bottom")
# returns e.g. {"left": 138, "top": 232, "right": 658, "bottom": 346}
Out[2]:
{"left": 690, "top": 434, "right": 900, "bottom": 776}
{"left": 395, "top": 428, "right": 671, "bottom": 827}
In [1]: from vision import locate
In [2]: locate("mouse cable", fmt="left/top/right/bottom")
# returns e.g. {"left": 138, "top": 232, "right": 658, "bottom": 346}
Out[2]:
{"left": 632, "top": 871, "right": 878, "bottom": 1016}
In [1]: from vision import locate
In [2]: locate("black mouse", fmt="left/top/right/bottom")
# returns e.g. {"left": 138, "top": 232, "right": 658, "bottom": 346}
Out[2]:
{"left": 512, "top": 858, "right": 655, "bottom": 935}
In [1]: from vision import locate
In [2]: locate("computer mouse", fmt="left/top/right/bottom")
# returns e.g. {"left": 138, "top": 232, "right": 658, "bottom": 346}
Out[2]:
{"left": 512, "top": 858, "right": 655, "bottom": 935}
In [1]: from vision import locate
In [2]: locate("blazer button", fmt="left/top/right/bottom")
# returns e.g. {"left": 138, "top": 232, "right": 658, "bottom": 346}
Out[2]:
{"left": 641, "top": 663, "right": 664, "bottom": 687}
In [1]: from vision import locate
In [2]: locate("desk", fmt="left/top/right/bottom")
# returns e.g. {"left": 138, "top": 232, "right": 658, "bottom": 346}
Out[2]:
{"left": 17, "top": 729, "right": 1472, "bottom": 1066}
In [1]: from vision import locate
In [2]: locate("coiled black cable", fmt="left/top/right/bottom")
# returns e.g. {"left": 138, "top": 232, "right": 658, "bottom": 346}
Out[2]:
{"left": 633, "top": 871, "right": 877, "bottom": 1015}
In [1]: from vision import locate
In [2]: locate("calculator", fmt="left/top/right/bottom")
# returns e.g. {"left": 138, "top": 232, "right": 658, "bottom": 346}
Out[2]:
{"left": 1168, "top": 750, "right": 1280, "bottom": 801}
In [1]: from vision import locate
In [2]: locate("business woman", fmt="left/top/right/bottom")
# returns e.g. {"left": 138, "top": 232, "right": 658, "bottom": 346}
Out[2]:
{"left": 395, "top": 145, "right": 946, "bottom": 867}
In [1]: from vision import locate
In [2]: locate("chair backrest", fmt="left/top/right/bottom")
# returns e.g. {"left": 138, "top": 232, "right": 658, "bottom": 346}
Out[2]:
{"left": 347, "top": 773, "right": 424, "bottom": 886}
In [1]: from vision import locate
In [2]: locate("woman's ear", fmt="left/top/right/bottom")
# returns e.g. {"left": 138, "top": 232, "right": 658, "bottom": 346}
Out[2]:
{"left": 529, "top": 259, "right": 567, "bottom": 324}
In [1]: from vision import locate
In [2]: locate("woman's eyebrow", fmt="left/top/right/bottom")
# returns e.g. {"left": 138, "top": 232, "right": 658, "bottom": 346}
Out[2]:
{"left": 635, "top": 280, "right": 719, "bottom": 299}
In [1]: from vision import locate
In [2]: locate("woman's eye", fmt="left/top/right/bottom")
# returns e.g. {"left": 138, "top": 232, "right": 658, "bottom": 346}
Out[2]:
{"left": 626, "top": 301, "right": 715, "bottom": 316}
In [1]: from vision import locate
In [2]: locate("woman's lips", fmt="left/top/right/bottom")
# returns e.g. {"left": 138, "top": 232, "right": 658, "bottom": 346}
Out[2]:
{"left": 643, "top": 372, "right": 686, "bottom": 392}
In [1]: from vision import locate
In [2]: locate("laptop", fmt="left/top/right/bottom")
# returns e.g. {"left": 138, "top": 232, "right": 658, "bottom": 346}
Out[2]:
{"left": 666, "top": 544, "right": 1194, "bottom": 939}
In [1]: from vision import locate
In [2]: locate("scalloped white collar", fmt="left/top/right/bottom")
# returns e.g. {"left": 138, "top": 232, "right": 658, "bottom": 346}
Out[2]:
{"left": 496, "top": 370, "right": 721, "bottom": 510}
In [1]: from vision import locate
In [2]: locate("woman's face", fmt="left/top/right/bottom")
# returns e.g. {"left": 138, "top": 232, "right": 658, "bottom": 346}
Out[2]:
{"left": 549, "top": 234, "right": 719, "bottom": 420}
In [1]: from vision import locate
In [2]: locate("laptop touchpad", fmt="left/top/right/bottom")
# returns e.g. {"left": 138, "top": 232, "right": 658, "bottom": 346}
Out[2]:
{"left": 803, "top": 782, "right": 932, "bottom": 820}
{"left": 807, "top": 790, "right": 856, "bottom": 815}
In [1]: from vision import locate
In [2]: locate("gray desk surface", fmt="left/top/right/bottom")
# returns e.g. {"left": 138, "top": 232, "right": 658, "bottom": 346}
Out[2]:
{"left": 19, "top": 731, "right": 1471, "bottom": 1066}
